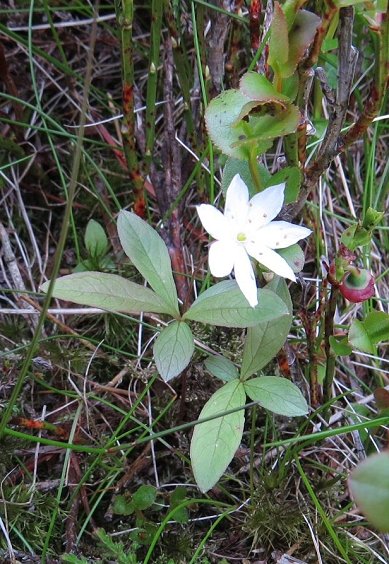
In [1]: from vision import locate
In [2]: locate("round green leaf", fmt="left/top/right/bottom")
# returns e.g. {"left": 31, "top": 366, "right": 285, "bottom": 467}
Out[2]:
{"left": 153, "top": 321, "right": 194, "bottom": 381}
{"left": 244, "top": 376, "right": 308, "bottom": 416}
{"left": 190, "top": 380, "right": 246, "bottom": 492}
{"left": 349, "top": 452, "right": 389, "bottom": 532}
{"left": 132, "top": 485, "right": 157, "bottom": 510}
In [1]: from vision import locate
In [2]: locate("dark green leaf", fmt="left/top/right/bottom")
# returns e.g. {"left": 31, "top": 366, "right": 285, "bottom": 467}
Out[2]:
{"left": 132, "top": 485, "right": 157, "bottom": 510}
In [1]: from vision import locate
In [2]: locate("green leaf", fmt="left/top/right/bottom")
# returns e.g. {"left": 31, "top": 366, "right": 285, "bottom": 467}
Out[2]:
{"left": 341, "top": 222, "right": 371, "bottom": 250}
{"left": 240, "top": 277, "right": 292, "bottom": 380}
{"left": 363, "top": 207, "right": 384, "bottom": 230}
{"left": 40, "top": 272, "right": 173, "bottom": 315}
{"left": 244, "top": 376, "right": 308, "bottom": 416}
{"left": 329, "top": 335, "right": 353, "bottom": 356}
{"left": 277, "top": 244, "right": 305, "bottom": 273}
{"left": 205, "top": 355, "right": 239, "bottom": 382}
{"left": 132, "top": 485, "right": 157, "bottom": 510}
{"left": 84, "top": 219, "right": 109, "bottom": 258}
{"left": 268, "top": 2, "right": 289, "bottom": 67}
{"left": 205, "top": 89, "right": 273, "bottom": 160}
{"left": 277, "top": 11, "right": 321, "bottom": 78}
{"left": 112, "top": 495, "right": 134, "bottom": 515}
{"left": 169, "top": 487, "right": 189, "bottom": 524}
{"left": 239, "top": 72, "right": 290, "bottom": 104}
{"left": 349, "top": 452, "right": 389, "bottom": 532}
{"left": 221, "top": 158, "right": 271, "bottom": 198}
{"left": 232, "top": 104, "right": 300, "bottom": 148}
{"left": 153, "top": 321, "right": 194, "bottom": 381}
{"left": 117, "top": 211, "right": 179, "bottom": 316}
{"left": 183, "top": 281, "right": 289, "bottom": 328}
{"left": 265, "top": 166, "right": 302, "bottom": 203}
{"left": 190, "top": 380, "right": 246, "bottom": 492}
{"left": 349, "top": 312, "right": 389, "bottom": 354}
{"left": 348, "top": 319, "right": 375, "bottom": 354}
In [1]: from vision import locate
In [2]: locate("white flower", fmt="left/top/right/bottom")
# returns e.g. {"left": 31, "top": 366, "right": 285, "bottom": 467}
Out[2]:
{"left": 197, "top": 174, "right": 311, "bottom": 307}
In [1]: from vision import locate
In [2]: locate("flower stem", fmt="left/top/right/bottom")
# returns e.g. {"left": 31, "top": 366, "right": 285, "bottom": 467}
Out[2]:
{"left": 323, "top": 285, "right": 339, "bottom": 411}
{"left": 248, "top": 148, "right": 262, "bottom": 192}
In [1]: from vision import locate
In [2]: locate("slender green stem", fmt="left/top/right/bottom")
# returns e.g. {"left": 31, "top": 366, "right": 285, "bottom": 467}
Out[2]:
{"left": 249, "top": 405, "right": 258, "bottom": 499}
{"left": 248, "top": 148, "right": 262, "bottom": 192}
{"left": 323, "top": 286, "right": 338, "bottom": 408}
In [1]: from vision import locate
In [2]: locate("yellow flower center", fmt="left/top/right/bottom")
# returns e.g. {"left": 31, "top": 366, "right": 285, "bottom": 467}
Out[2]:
{"left": 237, "top": 232, "right": 247, "bottom": 242}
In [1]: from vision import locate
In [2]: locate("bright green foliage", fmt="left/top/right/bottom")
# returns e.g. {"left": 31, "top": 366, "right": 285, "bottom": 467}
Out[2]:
{"left": 329, "top": 335, "right": 353, "bottom": 356}
{"left": 349, "top": 312, "right": 389, "bottom": 354}
{"left": 244, "top": 376, "right": 308, "bottom": 416}
{"left": 349, "top": 452, "right": 389, "bottom": 532}
{"left": 267, "top": 166, "right": 302, "bottom": 203}
{"left": 183, "top": 281, "right": 289, "bottom": 327}
{"left": 153, "top": 321, "right": 194, "bottom": 381}
{"left": 84, "top": 219, "right": 109, "bottom": 258}
{"left": 190, "top": 380, "right": 246, "bottom": 492}
{"left": 239, "top": 72, "right": 290, "bottom": 103}
{"left": 204, "top": 355, "right": 239, "bottom": 382}
{"left": 41, "top": 272, "right": 173, "bottom": 315}
{"left": 221, "top": 157, "right": 271, "bottom": 196}
{"left": 341, "top": 206, "right": 384, "bottom": 250}
{"left": 117, "top": 210, "right": 180, "bottom": 317}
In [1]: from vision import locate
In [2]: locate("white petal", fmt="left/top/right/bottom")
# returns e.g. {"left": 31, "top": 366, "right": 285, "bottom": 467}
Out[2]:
{"left": 197, "top": 204, "right": 231, "bottom": 240}
{"left": 247, "top": 183, "right": 285, "bottom": 228}
{"left": 246, "top": 244, "right": 296, "bottom": 281}
{"left": 209, "top": 240, "right": 235, "bottom": 277}
{"left": 256, "top": 221, "right": 311, "bottom": 249}
{"left": 224, "top": 174, "right": 249, "bottom": 225}
{"left": 233, "top": 246, "right": 258, "bottom": 307}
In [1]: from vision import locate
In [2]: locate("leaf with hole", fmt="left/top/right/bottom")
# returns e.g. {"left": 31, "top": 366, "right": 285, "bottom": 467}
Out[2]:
{"left": 190, "top": 380, "right": 246, "bottom": 492}
{"left": 349, "top": 452, "right": 389, "bottom": 532}
{"left": 153, "top": 321, "right": 194, "bottom": 381}
{"left": 244, "top": 376, "right": 308, "bottom": 416}
{"left": 117, "top": 211, "right": 179, "bottom": 316}
{"left": 183, "top": 281, "right": 289, "bottom": 328}
{"left": 41, "top": 272, "right": 173, "bottom": 315}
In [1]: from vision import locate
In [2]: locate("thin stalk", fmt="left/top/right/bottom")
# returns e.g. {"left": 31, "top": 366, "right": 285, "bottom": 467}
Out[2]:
{"left": 115, "top": 0, "right": 145, "bottom": 215}
{"left": 144, "top": 0, "right": 163, "bottom": 163}
{"left": 249, "top": 405, "right": 258, "bottom": 499}
{"left": 248, "top": 147, "right": 262, "bottom": 192}
{"left": 323, "top": 286, "right": 339, "bottom": 408}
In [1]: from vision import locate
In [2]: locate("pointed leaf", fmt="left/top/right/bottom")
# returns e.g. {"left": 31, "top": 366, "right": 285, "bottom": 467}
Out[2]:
{"left": 41, "top": 272, "right": 173, "bottom": 314}
{"left": 348, "top": 319, "right": 375, "bottom": 354}
{"left": 84, "top": 219, "right": 109, "bottom": 258}
{"left": 244, "top": 376, "right": 308, "bottom": 416}
{"left": 264, "top": 166, "right": 302, "bottom": 203}
{"left": 117, "top": 211, "right": 179, "bottom": 316}
{"left": 205, "top": 355, "right": 239, "bottom": 382}
{"left": 278, "top": 11, "right": 321, "bottom": 78}
{"left": 241, "top": 278, "right": 292, "bottom": 379}
{"left": 183, "top": 281, "right": 289, "bottom": 328}
{"left": 239, "top": 72, "right": 289, "bottom": 104}
{"left": 153, "top": 321, "right": 194, "bottom": 381}
{"left": 349, "top": 452, "right": 389, "bottom": 532}
{"left": 268, "top": 2, "right": 289, "bottom": 67}
{"left": 191, "top": 380, "right": 246, "bottom": 492}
